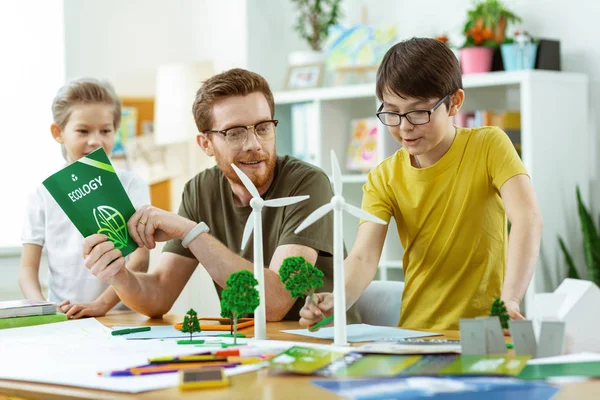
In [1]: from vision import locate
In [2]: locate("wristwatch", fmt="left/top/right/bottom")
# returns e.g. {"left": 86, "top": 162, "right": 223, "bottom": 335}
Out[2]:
{"left": 181, "top": 222, "right": 210, "bottom": 248}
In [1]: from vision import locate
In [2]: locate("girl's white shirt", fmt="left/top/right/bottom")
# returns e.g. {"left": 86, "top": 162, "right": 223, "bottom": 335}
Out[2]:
{"left": 21, "top": 167, "right": 150, "bottom": 307}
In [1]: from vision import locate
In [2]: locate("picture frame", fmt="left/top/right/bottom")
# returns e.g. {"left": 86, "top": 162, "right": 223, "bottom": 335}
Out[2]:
{"left": 285, "top": 64, "right": 324, "bottom": 90}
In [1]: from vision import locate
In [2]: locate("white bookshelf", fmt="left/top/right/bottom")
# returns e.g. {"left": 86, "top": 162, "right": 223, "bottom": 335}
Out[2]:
{"left": 274, "top": 70, "right": 590, "bottom": 315}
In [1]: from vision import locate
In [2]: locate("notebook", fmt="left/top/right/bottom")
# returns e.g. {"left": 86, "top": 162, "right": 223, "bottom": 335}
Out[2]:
{"left": 0, "top": 299, "right": 56, "bottom": 319}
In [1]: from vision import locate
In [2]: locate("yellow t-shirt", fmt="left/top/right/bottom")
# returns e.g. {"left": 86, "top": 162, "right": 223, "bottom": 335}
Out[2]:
{"left": 362, "top": 126, "right": 528, "bottom": 330}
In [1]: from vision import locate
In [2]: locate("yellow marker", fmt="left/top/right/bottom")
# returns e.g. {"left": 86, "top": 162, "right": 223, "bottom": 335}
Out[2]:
{"left": 179, "top": 368, "right": 229, "bottom": 390}
{"left": 227, "top": 356, "right": 262, "bottom": 364}
{"left": 149, "top": 355, "right": 225, "bottom": 363}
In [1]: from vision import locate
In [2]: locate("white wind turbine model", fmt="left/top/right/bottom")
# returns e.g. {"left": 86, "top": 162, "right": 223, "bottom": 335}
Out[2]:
{"left": 294, "top": 150, "right": 387, "bottom": 345}
{"left": 231, "top": 164, "right": 309, "bottom": 340}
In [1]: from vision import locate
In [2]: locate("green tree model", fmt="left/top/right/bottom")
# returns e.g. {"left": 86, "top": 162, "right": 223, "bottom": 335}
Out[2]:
{"left": 279, "top": 256, "right": 324, "bottom": 305}
{"left": 220, "top": 270, "right": 259, "bottom": 344}
{"left": 181, "top": 308, "right": 201, "bottom": 340}
{"left": 490, "top": 298, "right": 510, "bottom": 329}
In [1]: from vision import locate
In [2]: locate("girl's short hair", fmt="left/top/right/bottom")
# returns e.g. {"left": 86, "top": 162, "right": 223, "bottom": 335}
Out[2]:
{"left": 51, "top": 78, "right": 122, "bottom": 130}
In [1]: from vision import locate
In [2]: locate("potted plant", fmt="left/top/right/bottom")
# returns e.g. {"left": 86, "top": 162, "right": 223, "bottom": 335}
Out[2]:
{"left": 500, "top": 30, "right": 539, "bottom": 71}
{"left": 289, "top": 0, "right": 343, "bottom": 66}
{"left": 558, "top": 186, "right": 600, "bottom": 287}
{"left": 460, "top": 0, "right": 522, "bottom": 74}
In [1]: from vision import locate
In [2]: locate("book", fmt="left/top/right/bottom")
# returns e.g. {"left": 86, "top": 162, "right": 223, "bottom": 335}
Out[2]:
{"left": 315, "top": 354, "right": 530, "bottom": 378}
{"left": 0, "top": 299, "right": 56, "bottom": 319}
{"left": 269, "top": 346, "right": 530, "bottom": 377}
{"left": 312, "top": 376, "right": 559, "bottom": 400}
{"left": 42, "top": 147, "right": 138, "bottom": 256}
{"left": 346, "top": 118, "right": 380, "bottom": 172}
{"left": 0, "top": 313, "right": 67, "bottom": 329}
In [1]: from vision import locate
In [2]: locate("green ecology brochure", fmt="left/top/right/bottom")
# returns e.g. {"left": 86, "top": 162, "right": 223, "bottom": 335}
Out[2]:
{"left": 42, "top": 148, "right": 138, "bottom": 256}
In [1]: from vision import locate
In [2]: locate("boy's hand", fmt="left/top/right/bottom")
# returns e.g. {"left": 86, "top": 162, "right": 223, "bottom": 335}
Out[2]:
{"left": 502, "top": 298, "right": 525, "bottom": 336}
{"left": 299, "top": 292, "right": 334, "bottom": 330}
{"left": 61, "top": 300, "right": 110, "bottom": 319}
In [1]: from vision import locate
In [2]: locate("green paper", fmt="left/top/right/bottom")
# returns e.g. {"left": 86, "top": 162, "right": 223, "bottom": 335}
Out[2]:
{"left": 331, "top": 354, "right": 421, "bottom": 377}
{"left": 0, "top": 313, "right": 67, "bottom": 329}
{"left": 42, "top": 148, "right": 138, "bottom": 256}
{"left": 269, "top": 346, "right": 346, "bottom": 374}
{"left": 518, "top": 361, "right": 600, "bottom": 380}
{"left": 440, "top": 355, "right": 530, "bottom": 375}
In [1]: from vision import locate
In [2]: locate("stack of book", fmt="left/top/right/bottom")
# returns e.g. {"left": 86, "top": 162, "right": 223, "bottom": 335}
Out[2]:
{"left": 0, "top": 299, "right": 67, "bottom": 329}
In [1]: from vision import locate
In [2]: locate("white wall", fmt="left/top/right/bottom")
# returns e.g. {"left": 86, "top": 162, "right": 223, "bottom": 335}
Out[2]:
{"left": 254, "top": 0, "right": 600, "bottom": 208}
{"left": 64, "top": 0, "right": 248, "bottom": 96}
{"left": 248, "top": 0, "right": 600, "bottom": 288}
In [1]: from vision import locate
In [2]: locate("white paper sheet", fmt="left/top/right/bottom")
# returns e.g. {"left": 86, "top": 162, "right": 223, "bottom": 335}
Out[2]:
{"left": 281, "top": 324, "right": 439, "bottom": 343}
{"left": 0, "top": 320, "right": 338, "bottom": 393}
{"left": 527, "top": 352, "right": 600, "bottom": 365}
{"left": 0, "top": 319, "right": 262, "bottom": 393}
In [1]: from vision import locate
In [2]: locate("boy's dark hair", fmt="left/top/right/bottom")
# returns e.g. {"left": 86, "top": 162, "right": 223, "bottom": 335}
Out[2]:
{"left": 376, "top": 37, "right": 462, "bottom": 108}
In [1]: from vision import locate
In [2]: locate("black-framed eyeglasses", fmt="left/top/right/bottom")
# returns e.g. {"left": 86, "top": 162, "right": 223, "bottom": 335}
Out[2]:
{"left": 204, "top": 119, "right": 278, "bottom": 149}
{"left": 376, "top": 94, "right": 451, "bottom": 126}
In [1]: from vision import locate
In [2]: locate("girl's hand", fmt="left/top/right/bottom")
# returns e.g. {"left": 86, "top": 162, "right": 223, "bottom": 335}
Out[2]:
{"left": 63, "top": 300, "right": 110, "bottom": 319}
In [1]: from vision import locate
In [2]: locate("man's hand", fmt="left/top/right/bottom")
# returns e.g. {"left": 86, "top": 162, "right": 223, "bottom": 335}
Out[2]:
{"left": 59, "top": 300, "right": 110, "bottom": 319}
{"left": 82, "top": 234, "right": 127, "bottom": 284}
{"left": 128, "top": 205, "right": 196, "bottom": 249}
{"left": 298, "top": 292, "right": 334, "bottom": 330}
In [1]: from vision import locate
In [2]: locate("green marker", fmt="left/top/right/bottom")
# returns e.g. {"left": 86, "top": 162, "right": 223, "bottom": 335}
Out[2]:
{"left": 309, "top": 315, "right": 333, "bottom": 332}
{"left": 177, "top": 339, "right": 206, "bottom": 345}
{"left": 111, "top": 326, "right": 151, "bottom": 336}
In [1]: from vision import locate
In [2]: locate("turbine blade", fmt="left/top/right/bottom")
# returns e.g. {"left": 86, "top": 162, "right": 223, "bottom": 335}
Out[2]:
{"left": 231, "top": 163, "right": 260, "bottom": 198}
{"left": 344, "top": 203, "right": 387, "bottom": 225}
{"left": 264, "top": 195, "right": 309, "bottom": 207}
{"left": 294, "top": 203, "right": 333, "bottom": 234}
{"left": 241, "top": 213, "right": 255, "bottom": 250}
{"left": 330, "top": 150, "right": 342, "bottom": 196}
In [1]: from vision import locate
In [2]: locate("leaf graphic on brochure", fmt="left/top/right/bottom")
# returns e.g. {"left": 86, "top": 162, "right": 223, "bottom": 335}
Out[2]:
{"left": 93, "top": 205, "right": 128, "bottom": 250}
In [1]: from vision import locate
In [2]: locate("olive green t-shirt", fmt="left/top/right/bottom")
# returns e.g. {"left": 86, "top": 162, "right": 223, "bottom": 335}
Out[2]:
{"left": 163, "top": 155, "right": 361, "bottom": 323}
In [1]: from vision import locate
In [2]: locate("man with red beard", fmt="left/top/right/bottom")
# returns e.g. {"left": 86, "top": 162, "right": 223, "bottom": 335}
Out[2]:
{"left": 80, "top": 68, "right": 361, "bottom": 323}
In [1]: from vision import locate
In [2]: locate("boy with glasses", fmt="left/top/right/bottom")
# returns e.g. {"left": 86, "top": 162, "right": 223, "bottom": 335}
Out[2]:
{"left": 81, "top": 68, "right": 361, "bottom": 323}
{"left": 299, "top": 38, "right": 543, "bottom": 330}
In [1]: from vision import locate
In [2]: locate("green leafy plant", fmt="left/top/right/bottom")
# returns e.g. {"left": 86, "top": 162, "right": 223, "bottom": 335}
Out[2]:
{"left": 94, "top": 205, "right": 128, "bottom": 249}
{"left": 558, "top": 186, "right": 600, "bottom": 287}
{"left": 462, "top": 0, "right": 521, "bottom": 48}
{"left": 290, "top": 0, "right": 343, "bottom": 51}
{"left": 279, "top": 256, "right": 324, "bottom": 305}
{"left": 181, "top": 308, "right": 201, "bottom": 340}
{"left": 220, "top": 270, "right": 260, "bottom": 344}
{"left": 490, "top": 298, "right": 509, "bottom": 329}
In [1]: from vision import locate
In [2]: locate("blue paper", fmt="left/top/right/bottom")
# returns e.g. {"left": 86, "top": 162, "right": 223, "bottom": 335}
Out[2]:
{"left": 111, "top": 326, "right": 226, "bottom": 340}
{"left": 312, "top": 376, "right": 559, "bottom": 400}
{"left": 281, "top": 324, "right": 439, "bottom": 343}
